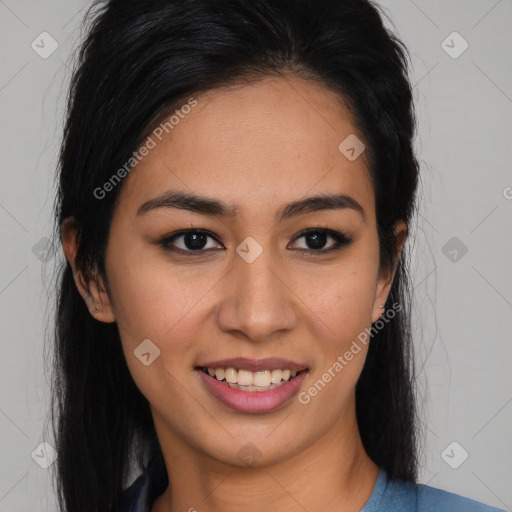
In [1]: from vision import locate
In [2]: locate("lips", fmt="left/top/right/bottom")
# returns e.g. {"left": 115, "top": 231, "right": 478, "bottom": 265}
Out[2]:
{"left": 194, "top": 357, "right": 310, "bottom": 413}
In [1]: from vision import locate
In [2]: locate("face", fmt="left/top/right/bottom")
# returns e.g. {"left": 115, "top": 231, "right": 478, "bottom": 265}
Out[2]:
{"left": 83, "top": 74, "right": 404, "bottom": 467}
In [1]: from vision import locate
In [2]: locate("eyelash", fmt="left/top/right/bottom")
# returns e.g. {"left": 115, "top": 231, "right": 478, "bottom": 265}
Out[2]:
{"left": 156, "top": 227, "right": 354, "bottom": 256}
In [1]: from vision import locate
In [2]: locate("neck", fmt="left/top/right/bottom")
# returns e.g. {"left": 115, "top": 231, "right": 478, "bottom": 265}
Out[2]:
{"left": 151, "top": 406, "right": 379, "bottom": 512}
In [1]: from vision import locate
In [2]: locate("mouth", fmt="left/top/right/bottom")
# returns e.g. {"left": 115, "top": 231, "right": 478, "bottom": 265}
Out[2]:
{"left": 194, "top": 360, "right": 310, "bottom": 413}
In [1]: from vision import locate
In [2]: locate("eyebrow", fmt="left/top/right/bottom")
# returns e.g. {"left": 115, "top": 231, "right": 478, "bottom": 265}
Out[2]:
{"left": 137, "top": 190, "right": 365, "bottom": 222}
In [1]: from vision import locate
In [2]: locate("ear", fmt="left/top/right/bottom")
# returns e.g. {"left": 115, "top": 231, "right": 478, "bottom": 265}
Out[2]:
{"left": 61, "top": 217, "right": 116, "bottom": 323}
{"left": 371, "top": 219, "right": 408, "bottom": 324}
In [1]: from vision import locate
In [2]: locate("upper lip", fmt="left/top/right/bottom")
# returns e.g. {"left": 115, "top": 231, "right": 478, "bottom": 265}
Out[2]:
{"left": 196, "top": 357, "right": 308, "bottom": 372}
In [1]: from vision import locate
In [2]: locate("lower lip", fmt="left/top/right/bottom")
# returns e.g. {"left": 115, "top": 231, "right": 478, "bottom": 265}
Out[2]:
{"left": 197, "top": 369, "right": 308, "bottom": 413}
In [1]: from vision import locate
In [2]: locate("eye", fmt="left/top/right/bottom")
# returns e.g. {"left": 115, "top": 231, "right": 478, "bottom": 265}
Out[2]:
{"left": 157, "top": 227, "right": 353, "bottom": 256}
{"left": 288, "top": 228, "right": 353, "bottom": 254}
{"left": 157, "top": 229, "right": 223, "bottom": 253}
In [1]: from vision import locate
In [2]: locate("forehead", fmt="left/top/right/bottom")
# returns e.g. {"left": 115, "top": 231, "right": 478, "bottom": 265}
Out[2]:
{"left": 116, "top": 74, "right": 375, "bottom": 223}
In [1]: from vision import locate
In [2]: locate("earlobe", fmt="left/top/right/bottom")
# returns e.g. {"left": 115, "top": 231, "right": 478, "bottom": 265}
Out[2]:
{"left": 61, "top": 217, "right": 116, "bottom": 323}
{"left": 371, "top": 274, "right": 392, "bottom": 324}
{"left": 84, "top": 274, "right": 116, "bottom": 323}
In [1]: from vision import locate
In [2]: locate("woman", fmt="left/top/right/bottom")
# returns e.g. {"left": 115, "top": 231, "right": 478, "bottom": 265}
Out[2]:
{"left": 51, "top": 0, "right": 505, "bottom": 511}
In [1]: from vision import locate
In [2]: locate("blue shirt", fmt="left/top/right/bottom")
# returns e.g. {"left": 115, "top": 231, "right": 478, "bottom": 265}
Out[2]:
{"left": 118, "top": 452, "right": 506, "bottom": 512}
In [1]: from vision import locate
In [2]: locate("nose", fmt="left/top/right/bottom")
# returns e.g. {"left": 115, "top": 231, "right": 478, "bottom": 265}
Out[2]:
{"left": 216, "top": 248, "right": 297, "bottom": 343}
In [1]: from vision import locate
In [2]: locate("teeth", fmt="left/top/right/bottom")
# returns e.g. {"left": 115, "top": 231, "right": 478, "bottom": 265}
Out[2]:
{"left": 253, "top": 370, "right": 271, "bottom": 387}
{"left": 271, "top": 369, "right": 282, "bottom": 383}
{"left": 225, "top": 367, "right": 237, "bottom": 383}
{"left": 204, "top": 367, "right": 300, "bottom": 386}
{"left": 237, "top": 369, "right": 253, "bottom": 386}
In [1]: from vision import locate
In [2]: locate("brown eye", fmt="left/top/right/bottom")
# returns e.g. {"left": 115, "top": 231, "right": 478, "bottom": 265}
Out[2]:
{"left": 158, "top": 229, "right": 223, "bottom": 253}
{"left": 289, "top": 229, "right": 353, "bottom": 253}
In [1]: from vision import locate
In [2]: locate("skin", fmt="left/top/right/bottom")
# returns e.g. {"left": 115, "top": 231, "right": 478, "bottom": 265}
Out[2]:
{"left": 62, "top": 73, "right": 407, "bottom": 512}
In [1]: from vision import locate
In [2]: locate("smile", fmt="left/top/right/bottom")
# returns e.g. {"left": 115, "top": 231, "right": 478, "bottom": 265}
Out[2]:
{"left": 195, "top": 359, "right": 309, "bottom": 413}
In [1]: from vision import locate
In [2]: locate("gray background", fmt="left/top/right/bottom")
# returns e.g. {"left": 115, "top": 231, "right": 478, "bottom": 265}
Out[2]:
{"left": 0, "top": 0, "right": 511, "bottom": 510}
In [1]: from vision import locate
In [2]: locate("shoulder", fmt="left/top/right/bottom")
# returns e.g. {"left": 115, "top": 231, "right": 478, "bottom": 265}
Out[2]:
{"left": 362, "top": 469, "right": 506, "bottom": 512}
{"left": 118, "top": 452, "right": 168, "bottom": 512}
{"left": 417, "top": 483, "right": 506, "bottom": 512}
{"left": 118, "top": 470, "right": 151, "bottom": 512}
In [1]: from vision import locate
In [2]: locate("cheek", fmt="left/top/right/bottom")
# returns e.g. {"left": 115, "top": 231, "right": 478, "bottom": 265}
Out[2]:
{"left": 299, "top": 263, "right": 377, "bottom": 346}
{"left": 106, "top": 237, "right": 197, "bottom": 337}
{"left": 297, "top": 276, "right": 374, "bottom": 416}
{"left": 105, "top": 259, "right": 209, "bottom": 413}
{"left": 105, "top": 244, "right": 225, "bottom": 379}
